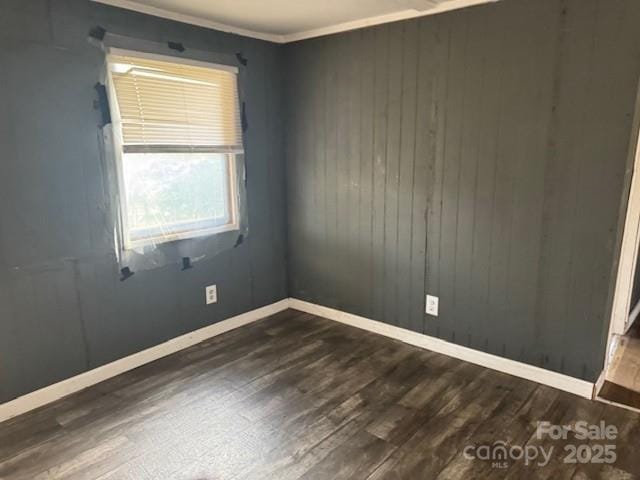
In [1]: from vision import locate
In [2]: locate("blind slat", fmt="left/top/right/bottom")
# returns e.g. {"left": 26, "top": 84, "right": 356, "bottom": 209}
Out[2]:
{"left": 109, "top": 54, "right": 242, "bottom": 149}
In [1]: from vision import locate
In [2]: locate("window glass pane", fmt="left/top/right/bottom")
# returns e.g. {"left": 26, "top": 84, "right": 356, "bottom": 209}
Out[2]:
{"left": 122, "top": 152, "right": 231, "bottom": 242}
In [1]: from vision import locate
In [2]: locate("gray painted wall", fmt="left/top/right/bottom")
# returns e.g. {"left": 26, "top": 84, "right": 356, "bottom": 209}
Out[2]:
{"left": 2, "top": 0, "right": 640, "bottom": 403}
{"left": 0, "top": 0, "right": 287, "bottom": 403}
{"left": 284, "top": 0, "right": 640, "bottom": 382}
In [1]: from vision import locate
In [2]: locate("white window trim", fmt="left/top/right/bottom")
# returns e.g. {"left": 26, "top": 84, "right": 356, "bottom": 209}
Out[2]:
{"left": 108, "top": 47, "right": 239, "bottom": 74}
{"left": 105, "top": 48, "right": 242, "bottom": 250}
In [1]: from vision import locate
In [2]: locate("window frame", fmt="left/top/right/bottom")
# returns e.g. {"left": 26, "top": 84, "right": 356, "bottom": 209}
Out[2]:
{"left": 105, "top": 48, "right": 242, "bottom": 250}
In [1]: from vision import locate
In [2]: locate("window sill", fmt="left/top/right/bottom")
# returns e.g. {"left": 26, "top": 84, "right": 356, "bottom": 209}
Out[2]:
{"left": 124, "top": 222, "right": 239, "bottom": 250}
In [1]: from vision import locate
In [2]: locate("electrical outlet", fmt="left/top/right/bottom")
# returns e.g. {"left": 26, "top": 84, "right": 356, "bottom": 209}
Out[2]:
{"left": 426, "top": 294, "right": 439, "bottom": 316}
{"left": 205, "top": 285, "right": 217, "bottom": 305}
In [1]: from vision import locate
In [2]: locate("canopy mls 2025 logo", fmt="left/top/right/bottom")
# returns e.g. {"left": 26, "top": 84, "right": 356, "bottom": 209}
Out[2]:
{"left": 464, "top": 421, "right": 618, "bottom": 469}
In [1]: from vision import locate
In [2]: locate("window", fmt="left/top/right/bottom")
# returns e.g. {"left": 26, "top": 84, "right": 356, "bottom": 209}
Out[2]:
{"left": 106, "top": 49, "right": 242, "bottom": 249}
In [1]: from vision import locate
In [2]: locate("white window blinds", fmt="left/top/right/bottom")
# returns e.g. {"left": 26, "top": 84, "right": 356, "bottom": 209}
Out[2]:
{"left": 108, "top": 54, "right": 242, "bottom": 153}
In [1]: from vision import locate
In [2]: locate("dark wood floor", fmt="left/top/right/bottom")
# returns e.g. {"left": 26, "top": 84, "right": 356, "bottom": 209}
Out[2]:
{"left": 1, "top": 309, "right": 639, "bottom": 480}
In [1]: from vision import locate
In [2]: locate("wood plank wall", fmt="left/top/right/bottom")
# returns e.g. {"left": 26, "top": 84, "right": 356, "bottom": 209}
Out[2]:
{"left": 0, "top": 0, "right": 287, "bottom": 403}
{"left": 284, "top": 0, "right": 640, "bottom": 381}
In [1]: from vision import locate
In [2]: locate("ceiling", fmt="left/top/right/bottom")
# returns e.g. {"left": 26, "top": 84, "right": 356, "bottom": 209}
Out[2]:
{"left": 94, "top": 0, "right": 498, "bottom": 43}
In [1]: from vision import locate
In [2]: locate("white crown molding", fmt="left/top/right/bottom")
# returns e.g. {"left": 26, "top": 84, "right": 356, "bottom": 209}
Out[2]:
{"left": 283, "top": 0, "right": 500, "bottom": 43}
{"left": 91, "top": 0, "right": 286, "bottom": 43}
{"left": 92, "top": 0, "right": 500, "bottom": 44}
{"left": 289, "top": 299, "right": 596, "bottom": 399}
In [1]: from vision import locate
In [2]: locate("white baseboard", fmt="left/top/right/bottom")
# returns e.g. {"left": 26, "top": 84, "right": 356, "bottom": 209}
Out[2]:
{"left": 0, "top": 296, "right": 598, "bottom": 423}
{"left": 594, "top": 369, "right": 607, "bottom": 399}
{"left": 289, "top": 299, "right": 595, "bottom": 399}
{"left": 0, "top": 299, "right": 290, "bottom": 423}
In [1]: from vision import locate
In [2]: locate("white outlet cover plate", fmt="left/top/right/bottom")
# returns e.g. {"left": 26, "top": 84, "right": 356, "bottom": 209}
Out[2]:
{"left": 206, "top": 285, "right": 218, "bottom": 305}
{"left": 426, "top": 295, "right": 439, "bottom": 316}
